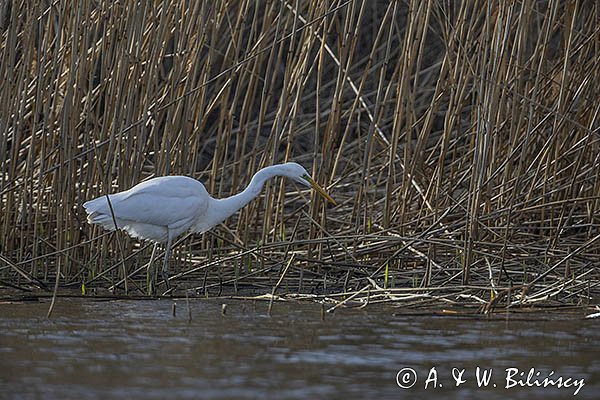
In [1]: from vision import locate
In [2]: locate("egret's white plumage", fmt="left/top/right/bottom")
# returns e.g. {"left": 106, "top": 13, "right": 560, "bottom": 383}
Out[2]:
{"left": 84, "top": 176, "right": 209, "bottom": 242}
{"left": 83, "top": 162, "right": 335, "bottom": 293}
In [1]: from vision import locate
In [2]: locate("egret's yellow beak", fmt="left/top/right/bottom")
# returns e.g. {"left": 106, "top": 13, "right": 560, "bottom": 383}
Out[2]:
{"left": 304, "top": 175, "right": 337, "bottom": 206}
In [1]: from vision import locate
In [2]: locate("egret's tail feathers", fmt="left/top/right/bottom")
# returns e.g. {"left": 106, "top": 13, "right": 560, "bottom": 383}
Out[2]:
{"left": 83, "top": 197, "right": 119, "bottom": 230}
{"left": 88, "top": 212, "right": 120, "bottom": 231}
{"left": 83, "top": 196, "right": 168, "bottom": 241}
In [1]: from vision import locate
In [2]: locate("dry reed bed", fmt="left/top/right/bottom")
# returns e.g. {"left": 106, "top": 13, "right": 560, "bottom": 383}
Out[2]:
{"left": 1, "top": 1, "right": 599, "bottom": 311}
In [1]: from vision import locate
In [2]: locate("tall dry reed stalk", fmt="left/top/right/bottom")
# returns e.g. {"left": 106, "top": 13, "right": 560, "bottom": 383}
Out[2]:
{"left": 1, "top": 1, "right": 598, "bottom": 306}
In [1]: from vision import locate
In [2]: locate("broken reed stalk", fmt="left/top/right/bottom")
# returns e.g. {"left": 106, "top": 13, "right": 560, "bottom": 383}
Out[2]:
{"left": 267, "top": 254, "right": 296, "bottom": 315}
{"left": 0, "top": 0, "right": 598, "bottom": 310}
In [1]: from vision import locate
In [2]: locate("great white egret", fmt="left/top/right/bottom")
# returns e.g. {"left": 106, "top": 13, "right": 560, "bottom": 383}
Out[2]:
{"left": 83, "top": 162, "right": 336, "bottom": 293}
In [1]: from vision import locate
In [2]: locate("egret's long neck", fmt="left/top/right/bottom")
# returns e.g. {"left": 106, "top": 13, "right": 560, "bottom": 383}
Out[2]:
{"left": 213, "top": 165, "right": 283, "bottom": 219}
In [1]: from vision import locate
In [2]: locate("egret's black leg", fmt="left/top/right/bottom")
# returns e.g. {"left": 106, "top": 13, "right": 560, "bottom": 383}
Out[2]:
{"left": 146, "top": 243, "right": 158, "bottom": 295}
{"left": 161, "top": 232, "right": 173, "bottom": 291}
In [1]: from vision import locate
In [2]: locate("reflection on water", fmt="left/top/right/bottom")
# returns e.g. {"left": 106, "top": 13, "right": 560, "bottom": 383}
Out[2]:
{"left": 0, "top": 299, "right": 598, "bottom": 399}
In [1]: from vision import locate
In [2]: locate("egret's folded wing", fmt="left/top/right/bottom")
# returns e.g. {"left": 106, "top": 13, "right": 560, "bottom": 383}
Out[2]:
{"left": 108, "top": 191, "right": 208, "bottom": 229}
{"left": 84, "top": 176, "right": 209, "bottom": 229}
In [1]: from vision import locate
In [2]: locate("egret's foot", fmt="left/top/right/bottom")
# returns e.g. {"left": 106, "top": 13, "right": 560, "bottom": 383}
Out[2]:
{"left": 161, "top": 269, "right": 171, "bottom": 291}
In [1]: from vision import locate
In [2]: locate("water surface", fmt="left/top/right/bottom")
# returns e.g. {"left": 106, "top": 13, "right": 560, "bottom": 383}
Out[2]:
{"left": 0, "top": 298, "right": 597, "bottom": 399}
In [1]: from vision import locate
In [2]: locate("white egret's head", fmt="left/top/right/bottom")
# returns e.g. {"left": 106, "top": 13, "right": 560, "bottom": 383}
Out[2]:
{"left": 283, "top": 162, "right": 337, "bottom": 205}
